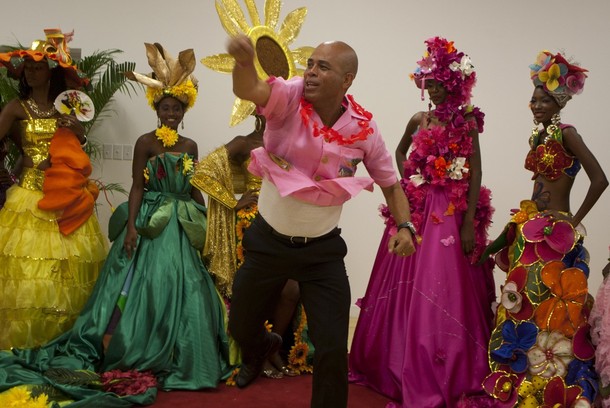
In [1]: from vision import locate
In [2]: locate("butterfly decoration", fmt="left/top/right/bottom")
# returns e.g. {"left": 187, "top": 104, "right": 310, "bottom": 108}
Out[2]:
{"left": 440, "top": 235, "right": 455, "bottom": 247}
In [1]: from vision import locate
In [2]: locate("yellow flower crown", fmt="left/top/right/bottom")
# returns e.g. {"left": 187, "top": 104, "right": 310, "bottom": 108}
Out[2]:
{"left": 145, "top": 79, "right": 197, "bottom": 111}
{"left": 126, "top": 43, "right": 198, "bottom": 112}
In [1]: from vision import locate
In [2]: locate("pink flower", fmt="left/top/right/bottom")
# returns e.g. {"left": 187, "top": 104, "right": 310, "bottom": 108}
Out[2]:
{"left": 482, "top": 370, "right": 523, "bottom": 404}
{"left": 520, "top": 216, "right": 575, "bottom": 264}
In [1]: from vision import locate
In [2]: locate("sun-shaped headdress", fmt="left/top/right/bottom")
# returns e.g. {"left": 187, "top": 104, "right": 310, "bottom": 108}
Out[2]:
{"left": 202, "top": 0, "right": 314, "bottom": 126}
{"left": 125, "top": 43, "right": 198, "bottom": 111}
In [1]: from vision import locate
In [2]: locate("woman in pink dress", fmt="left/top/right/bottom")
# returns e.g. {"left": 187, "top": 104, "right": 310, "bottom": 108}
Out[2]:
{"left": 349, "top": 37, "right": 495, "bottom": 407}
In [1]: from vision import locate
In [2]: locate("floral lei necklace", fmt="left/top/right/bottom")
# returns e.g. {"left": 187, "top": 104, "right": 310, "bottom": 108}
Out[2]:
{"left": 155, "top": 125, "right": 178, "bottom": 147}
{"left": 299, "top": 95, "right": 373, "bottom": 145}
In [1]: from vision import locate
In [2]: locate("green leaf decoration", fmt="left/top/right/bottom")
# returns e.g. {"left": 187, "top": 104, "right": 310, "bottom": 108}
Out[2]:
{"left": 488, "top": 322, "right": 505, "bottom": 371}
{"left": 525, "top": 263, "right": 550, "bottom": 306}
{"left": 512, "top": 232, "right": 525, "bottom": 265}
{"left": 29, "top": 384, "right": 70, "bottom": 405}
{"left": 44, "top": 367, "right": 101, "bottom": 386}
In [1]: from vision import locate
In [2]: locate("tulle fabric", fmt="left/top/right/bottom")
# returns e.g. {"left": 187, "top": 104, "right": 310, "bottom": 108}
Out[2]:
{"left": 0, "top": 184, "right": 107, "bottom": 349}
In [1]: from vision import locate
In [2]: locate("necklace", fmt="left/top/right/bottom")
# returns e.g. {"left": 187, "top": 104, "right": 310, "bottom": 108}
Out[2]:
{"left": 299, "top": 95, "right": 373, "bottom": 145}
{"left": 155, "top": 125, "right": 179, "bottom": 147}
{"left": 26, "top": 97, "right": 57, "bottom": 118}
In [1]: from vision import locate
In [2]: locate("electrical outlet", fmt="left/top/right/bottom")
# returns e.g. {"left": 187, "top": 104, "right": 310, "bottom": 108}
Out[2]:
{"left": 103, "top": 144, "right": 113, "bottom": 160}
{"left": 123, "top": 144, "right": 133, "bottom": 161}
{"left": 112, "top": 144, "right": 123, "bottom": 160}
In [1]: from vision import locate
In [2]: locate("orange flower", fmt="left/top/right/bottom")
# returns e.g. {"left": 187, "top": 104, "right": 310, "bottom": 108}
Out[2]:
{"left": 534, "top": 260, "right": 588, "bottom": 337}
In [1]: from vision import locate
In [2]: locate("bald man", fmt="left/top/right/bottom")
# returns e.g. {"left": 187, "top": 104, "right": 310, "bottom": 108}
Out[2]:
{"left": 226, "top": 35, "right": 415, "bottom": 408}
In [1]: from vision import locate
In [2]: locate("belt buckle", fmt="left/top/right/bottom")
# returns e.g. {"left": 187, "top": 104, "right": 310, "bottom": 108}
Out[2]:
{"left": 290, "top": 236, "right": 308, "bottom": 245}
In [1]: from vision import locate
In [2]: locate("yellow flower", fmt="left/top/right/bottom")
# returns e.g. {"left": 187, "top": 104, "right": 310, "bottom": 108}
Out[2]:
{"left": 0, "top": 386, "right": 49, "bottom": 408}
{"left": 538, "top": 63, "right": 561, "bottom": 91}
{"left": 182, "top": 155, "right": 194, "bottom": 175}
{"left": 155, "top": 125, "right": 178, "bottom": 148}
{"left": 146, "top": 80, "right": 197, "bottom": 111}
{"left": 143, "top": 168, "right": 150, "bottom": 183}
{"left": 511, "top": 200, "right": 538, "bottom": 224}
{"left": 288, "top": 342, "right": 309, "bottom": 367}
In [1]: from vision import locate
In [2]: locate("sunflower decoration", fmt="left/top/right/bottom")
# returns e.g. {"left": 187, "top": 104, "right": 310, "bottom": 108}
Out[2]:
{"left": 202, "top": 0, "right": 314, "bottom": 126}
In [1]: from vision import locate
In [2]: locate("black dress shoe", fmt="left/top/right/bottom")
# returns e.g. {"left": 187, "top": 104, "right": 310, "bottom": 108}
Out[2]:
{"left": 236, "top": 332, "right": 282, "bottom": 388}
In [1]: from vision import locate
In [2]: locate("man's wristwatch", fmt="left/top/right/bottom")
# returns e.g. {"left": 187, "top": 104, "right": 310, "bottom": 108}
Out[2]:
{"left": 397, "top": 221, "right": 417, "bottom": 236}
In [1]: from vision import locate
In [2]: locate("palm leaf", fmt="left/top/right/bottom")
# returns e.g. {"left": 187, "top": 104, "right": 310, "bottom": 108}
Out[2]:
{"left": 77, "top": 50, "right": 140, "bottom": 133}
{"left": 44, "top": 367, "right": 101, "bottom": 386}
{"left": 29, "top": 384, "right": 71, "bottom": 404}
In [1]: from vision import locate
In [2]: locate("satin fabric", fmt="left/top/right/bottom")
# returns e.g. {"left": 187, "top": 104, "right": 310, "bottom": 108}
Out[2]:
{"left": 0, "top": 153, "right": 231, "bottom": 406}
{"left": 349, "top": 186, "right": 496, "bottom": 407}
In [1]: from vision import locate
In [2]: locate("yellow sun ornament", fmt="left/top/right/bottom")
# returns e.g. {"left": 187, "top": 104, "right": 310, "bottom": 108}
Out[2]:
{"left": 202, "top": 0, "right": 314, "bottom": 126}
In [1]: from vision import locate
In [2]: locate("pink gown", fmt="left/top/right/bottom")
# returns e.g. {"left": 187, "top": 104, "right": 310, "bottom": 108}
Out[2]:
{"left": 349, "top": 118, "right": 496, "bottom": 407}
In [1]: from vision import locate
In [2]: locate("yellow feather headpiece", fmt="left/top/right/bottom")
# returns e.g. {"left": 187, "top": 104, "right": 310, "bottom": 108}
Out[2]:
{"left": 126, "top": 43, "right": 198, "bottom": 111}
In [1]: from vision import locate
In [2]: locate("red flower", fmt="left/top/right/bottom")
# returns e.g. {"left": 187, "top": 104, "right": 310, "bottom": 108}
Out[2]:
{"left": 100, "top": 369, "right": 158, "bottom": 396}
{"left": 541, "top": 376, "right": 585, "bottom": 407}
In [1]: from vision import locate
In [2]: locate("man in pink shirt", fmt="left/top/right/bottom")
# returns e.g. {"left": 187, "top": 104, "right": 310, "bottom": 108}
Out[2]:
{"left": 227, "top": 34, "right": 416, "bottom": 408}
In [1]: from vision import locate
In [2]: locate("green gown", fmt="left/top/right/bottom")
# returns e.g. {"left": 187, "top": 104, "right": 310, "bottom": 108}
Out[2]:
{"left": 0, "top": 153, "right": 231, "bottom": 406}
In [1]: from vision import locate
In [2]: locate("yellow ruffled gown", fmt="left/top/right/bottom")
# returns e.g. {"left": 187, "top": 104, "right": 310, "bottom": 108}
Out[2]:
{"left": 0, "top": 114, "right": 107, "bottom": 350}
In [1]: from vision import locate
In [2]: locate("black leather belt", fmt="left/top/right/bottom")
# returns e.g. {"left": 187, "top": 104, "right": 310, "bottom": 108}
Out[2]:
{"left": 256, "top": 215, "right": 339, "bottom": 245}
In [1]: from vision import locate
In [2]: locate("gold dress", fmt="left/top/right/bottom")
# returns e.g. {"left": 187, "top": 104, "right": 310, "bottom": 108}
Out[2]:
{"left": 0, "top": 113, "right": 107, "bottom": 350}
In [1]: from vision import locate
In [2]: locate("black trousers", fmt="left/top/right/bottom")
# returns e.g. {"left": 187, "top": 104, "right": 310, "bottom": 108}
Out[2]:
{"left": 229, "top": 216, "right": 350, "bottom": 408}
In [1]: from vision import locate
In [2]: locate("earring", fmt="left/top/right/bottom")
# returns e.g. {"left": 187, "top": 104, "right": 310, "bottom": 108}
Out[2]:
{"left": 254, "top": 116, "right": 262, "bottom": 133}
{"left": 426, "top": 101, "right": 432, "bottom": 126}
{"left": 533, "top": 118, "right": 539, "bottom": 125}
{"left": 551, "top": 112, "right": 561, "bottom": 126}
{"left": 157, "top": 118, "right": 161, "bottom": 128}
{"left": 546, "top": 112, "right": 561, "bottom": 136}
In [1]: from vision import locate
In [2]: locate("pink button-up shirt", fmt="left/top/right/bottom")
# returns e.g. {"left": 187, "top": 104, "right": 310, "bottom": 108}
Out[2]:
{"left": 249, "top": 76, "right": 397, "bottom": 207}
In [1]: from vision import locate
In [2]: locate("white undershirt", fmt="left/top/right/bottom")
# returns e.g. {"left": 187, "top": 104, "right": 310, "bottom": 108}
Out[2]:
{"left": 257, "top": 179, "right": 342, "bottom": 237}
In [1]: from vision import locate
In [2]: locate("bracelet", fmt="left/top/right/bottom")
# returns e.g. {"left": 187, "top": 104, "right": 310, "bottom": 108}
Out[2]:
{"left": 397, "top": 221, "right": 417, "bottom": 236}
{"left": 80, "top": 135, "right": 88, "bottom": 148}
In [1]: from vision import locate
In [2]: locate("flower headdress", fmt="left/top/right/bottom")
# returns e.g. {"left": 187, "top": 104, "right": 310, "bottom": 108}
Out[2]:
{"left": 530, "top": 50, "right": 588, "bottom": 108}
{"left": 410, "top": 36, "right": 479, "bottom": 125}
{"left": 125, "top": 43, "right": 198, "bottom": 111}
{"left": 0, "top": 28, "right": 89, "bottom": 89}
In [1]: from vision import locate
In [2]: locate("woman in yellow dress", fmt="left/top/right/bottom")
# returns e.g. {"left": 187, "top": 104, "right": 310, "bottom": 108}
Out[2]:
{"left": 0, "top": 29, "right": 107, "bottom": 349}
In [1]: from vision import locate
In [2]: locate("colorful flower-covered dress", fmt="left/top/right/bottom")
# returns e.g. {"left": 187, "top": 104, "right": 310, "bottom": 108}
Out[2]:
{"left": 482, "top": 125, "right": 598, "bottom": 407}
{"left": 0, "top": 153, "right": 231, "bottom": 406}
{"left": 349, "top": 109, "right": 495, "bottom": 407}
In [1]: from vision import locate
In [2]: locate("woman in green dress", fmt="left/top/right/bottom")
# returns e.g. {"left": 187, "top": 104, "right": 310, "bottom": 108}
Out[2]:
{"left": 0, "top": 43, "right": 231, "bottom": 407}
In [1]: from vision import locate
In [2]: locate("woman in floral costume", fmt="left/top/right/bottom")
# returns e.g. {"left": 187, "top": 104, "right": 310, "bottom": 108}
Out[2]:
{"left": 482, "top": 51, "right": 607, "bottom": 406}
{"left": 0, "top": 43, "right": 231, "bottom": 406}
{"left": 349, "top": 37, "right": 495, "bottom": 407}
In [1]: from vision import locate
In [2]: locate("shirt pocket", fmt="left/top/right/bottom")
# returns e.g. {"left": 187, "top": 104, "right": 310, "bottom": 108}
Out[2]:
{"left": 315, "top": 143, "right": 364, "bottom": 180}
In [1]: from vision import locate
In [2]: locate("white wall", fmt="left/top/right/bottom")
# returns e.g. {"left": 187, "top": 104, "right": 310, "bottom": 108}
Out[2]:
{"left": 3, "top": 0, "right": 609, "bottom": 316}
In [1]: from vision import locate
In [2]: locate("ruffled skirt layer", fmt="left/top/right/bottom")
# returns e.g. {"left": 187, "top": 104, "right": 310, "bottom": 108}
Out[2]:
{"left": 0, "top": 185, "right": 107, "bottom": 349}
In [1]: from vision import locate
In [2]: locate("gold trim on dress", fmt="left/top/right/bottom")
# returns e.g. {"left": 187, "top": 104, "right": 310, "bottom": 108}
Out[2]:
{"left": 19, "top": 167, "right": 45, "bottom": 191}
